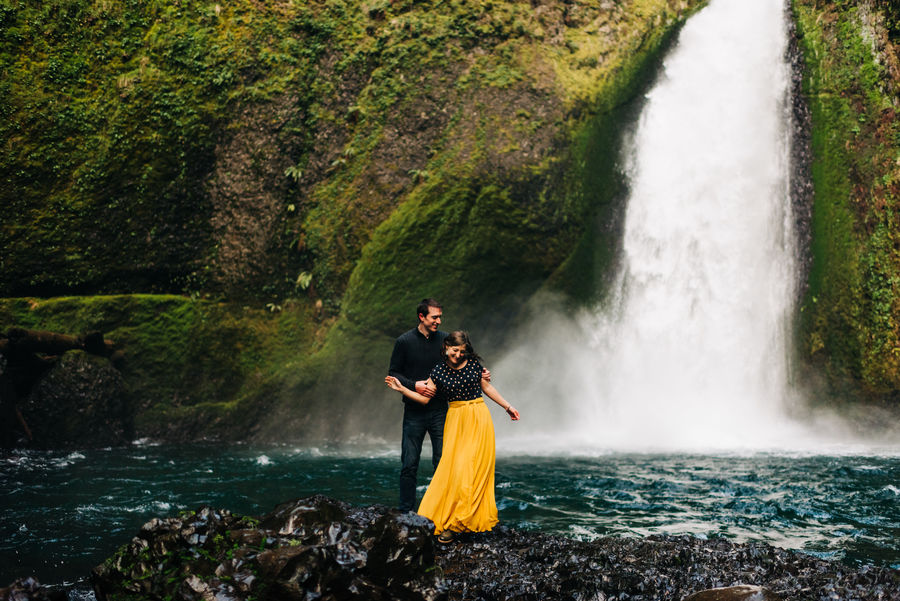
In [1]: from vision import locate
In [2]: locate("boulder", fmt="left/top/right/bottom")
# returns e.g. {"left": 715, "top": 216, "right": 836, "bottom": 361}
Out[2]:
{"left": 20, "top": 351, "right": 132, "bottom": 448}
{"left": 91, "top": 495, "right": 444, "bottom": 601}
{"left": 0, "top": 577, "right": 66, "bottom": 601}
{"left": 683, "top": 585, "right": 781, "bottom": 601}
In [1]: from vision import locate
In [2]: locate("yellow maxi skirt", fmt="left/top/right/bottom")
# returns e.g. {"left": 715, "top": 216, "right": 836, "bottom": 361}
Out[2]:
{"left": 417, "top": 397, "right": 498, "bottom": 534}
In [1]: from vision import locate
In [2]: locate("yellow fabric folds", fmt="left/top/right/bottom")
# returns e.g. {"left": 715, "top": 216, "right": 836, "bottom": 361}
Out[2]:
{"left": 417, "top": 397, "right": 498, "bottom": 534}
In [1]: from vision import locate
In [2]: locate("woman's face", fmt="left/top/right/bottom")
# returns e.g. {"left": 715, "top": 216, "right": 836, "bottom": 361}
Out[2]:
{"left": 445, "top": 344, "right": 466, "bottom": 366}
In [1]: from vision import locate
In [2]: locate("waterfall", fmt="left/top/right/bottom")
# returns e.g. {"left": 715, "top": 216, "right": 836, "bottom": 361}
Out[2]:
{"left": 495, "top": 0, "right": 813, "bottom": 451}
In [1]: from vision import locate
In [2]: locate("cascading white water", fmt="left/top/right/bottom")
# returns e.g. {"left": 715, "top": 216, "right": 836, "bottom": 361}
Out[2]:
{"left": 493, "top": 0, "right": 814, "bottom": 451}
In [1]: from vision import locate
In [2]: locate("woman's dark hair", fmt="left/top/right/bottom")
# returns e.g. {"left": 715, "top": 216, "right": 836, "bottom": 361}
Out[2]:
{"left": 442, "top": 330, "right": 482, "bottom": 363}
{"left": 416, "top": 298, "right": 442, "bottom": 320}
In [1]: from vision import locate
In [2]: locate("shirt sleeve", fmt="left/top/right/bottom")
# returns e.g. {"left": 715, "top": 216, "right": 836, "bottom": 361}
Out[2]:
{"left": 429, "top": 364, "right": 444, "bottom": 393}
{"left": 388, "top": 337, "right": 415, "bottom": 391}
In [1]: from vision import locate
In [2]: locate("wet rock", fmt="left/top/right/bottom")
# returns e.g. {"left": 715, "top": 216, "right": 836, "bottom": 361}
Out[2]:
{"left": 435, "top": 529, "right": 900, "bottom": 601}
{"left": 683, "top": 585, "right": 781, "bottom": 601}
{"left": 92, "top": 495, "right": 444, "bottom": 601}
{"left": 0, "top": 577, "right": 66, "bottom": 601}
{"left": 20, "top": 351, "right": 132, "bottom": 448}
{"left": 90, "top": 495, "right": 900, "bottom": 601}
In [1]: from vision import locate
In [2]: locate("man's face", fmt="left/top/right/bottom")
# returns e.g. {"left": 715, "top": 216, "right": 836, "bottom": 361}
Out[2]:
{"left": 419, "top": 307, "right": 442, "bottom": 333}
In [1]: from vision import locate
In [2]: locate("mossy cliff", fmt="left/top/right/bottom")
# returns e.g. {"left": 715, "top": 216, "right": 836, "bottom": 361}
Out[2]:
{"left": 1, "top": 0, "right": 700, "bottom": 303}
{"left": 791, "top": 0, "right": 900, "bottom": 403}
{"left": 1, "top": 1, "right": 705, "bottom": 441}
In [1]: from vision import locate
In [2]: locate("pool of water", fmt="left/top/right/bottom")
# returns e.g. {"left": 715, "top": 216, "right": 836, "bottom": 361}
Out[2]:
{"left": 2, "top": 442, "right": 899, "bottom": 589}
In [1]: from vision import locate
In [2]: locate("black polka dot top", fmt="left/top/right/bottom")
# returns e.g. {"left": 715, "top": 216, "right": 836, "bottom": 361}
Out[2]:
{"left": 430, "top": 359, "right": 484, "bottom": 403}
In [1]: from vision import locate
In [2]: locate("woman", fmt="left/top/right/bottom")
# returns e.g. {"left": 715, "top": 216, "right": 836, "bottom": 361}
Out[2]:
{"left": 385, "top": 330, "right": 520, "bottom": 543}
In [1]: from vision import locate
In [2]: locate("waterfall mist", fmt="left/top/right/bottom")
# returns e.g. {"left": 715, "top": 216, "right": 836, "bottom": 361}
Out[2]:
{"left": 491, "top": 0, "right": 876, "bottom": 453}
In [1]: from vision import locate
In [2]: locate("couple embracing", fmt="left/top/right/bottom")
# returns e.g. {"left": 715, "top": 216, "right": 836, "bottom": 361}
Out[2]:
{"left": 386, "top": 298, "right": 520, "bottom": 544}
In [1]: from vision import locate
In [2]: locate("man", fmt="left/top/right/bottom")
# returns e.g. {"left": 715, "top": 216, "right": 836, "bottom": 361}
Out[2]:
{"left": 389, "top": 298, "right": 448, "bottom": 512}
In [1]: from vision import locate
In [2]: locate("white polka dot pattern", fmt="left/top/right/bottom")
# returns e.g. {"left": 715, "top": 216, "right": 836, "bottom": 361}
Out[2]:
{"left": 431, "top": 360, "right": 483, "bottom": 403}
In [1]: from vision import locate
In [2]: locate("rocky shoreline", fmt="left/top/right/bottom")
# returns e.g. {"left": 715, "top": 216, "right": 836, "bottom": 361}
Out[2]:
{"left": 3, "top": 495, "right": 899, "bottom": 601}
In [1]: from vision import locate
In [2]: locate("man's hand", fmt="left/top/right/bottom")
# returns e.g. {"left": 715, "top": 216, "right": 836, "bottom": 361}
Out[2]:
{"left": 415, "top": 380, "right": 436, "bottom": 398}
{"left": 481, "top": 368, "right": 491, "bottom": 382}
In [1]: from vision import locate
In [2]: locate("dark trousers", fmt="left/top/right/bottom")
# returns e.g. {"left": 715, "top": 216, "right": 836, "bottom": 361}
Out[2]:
{"left": 399, "top": 407, "right": 447, "bottom": 512}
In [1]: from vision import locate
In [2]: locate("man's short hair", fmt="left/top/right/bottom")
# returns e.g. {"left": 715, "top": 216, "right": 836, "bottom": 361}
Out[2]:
{"left": 417, "top": 298, "right": 442, "bottom": 320}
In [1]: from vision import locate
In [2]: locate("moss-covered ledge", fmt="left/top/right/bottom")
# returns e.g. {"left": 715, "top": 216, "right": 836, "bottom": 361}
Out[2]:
{"left": 0, "top": 295, "right": 325, "bottom": 441}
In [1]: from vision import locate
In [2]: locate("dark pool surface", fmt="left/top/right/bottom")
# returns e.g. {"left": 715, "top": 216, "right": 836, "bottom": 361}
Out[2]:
{"left": 2, "top": 443, "right": 899, "bottom": 588}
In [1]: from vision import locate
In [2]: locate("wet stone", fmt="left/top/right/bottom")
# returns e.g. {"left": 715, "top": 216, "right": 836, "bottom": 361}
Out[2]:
{"left": 20, "top": 351, "right": 132, "bottom": 449}
{"left": 91, "top": 496, "right": 444, "bottom": 601}
{"left": 434, "top": 528, "right": 900, "bottom": 601}
{"left": 86, "top": 495, "right": 900, "bottom": 601}
{"left": 0, "top": 577, "right": 66, "bottom": 601}
{"left": 683, "top": 585, "right": 782, "bottom": 601}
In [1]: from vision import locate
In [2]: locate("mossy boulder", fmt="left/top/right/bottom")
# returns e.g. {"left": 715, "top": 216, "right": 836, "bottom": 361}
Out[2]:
{"left": 21, "top": 350, "right": 131, "bottom": 448}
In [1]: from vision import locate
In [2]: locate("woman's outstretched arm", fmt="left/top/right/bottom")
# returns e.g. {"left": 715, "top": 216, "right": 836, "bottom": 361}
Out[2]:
{"left": 385, "top": 375, "right": 433, "bottom": 405}
{"left": 481, "top": 378, "right": 520, "bottom": 420}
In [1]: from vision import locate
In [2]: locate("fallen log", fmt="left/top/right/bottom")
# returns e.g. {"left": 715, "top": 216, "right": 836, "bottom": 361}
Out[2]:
{"left": 5, "top": 327, "right": 115, "bottom": 357}
{"left": 15, "top": 406, "right": 33, "bottom": 441}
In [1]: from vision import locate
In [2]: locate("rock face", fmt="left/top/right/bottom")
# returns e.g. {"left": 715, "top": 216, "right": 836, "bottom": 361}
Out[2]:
{"left": 91, "top": 495, "right": 900, "bottom": 601}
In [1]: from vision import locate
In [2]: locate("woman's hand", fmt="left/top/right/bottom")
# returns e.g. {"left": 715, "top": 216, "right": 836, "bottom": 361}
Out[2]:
{"left": 505, "top": 405, "right": 520, "bottom": 421}
{"left": 385, "top": 376, "right": 404, "bottom": 392}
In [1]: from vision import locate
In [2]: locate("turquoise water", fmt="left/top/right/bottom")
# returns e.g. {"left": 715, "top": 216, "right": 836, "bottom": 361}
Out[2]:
{"left": 2, "top": 443, "right": 899, "bottom": 589}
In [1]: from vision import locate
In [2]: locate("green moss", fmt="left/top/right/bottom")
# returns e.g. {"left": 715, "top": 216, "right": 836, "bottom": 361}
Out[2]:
{"left": 0, "top": 294, "right": 321, "bottom": 439}
{"left": 2, "top": 1, "right": 712, "bottom": 439}
{"left": 340, "top": 1, "right": 699, "bottom": 335}
{"left": 2, "top": 0, "right": 705, "bottom": 307}
{"left": 0, "top": 0, "right": 351, "bottom": 297}
{"left": 793, "top": 0, "right": 900, "bottom": 399}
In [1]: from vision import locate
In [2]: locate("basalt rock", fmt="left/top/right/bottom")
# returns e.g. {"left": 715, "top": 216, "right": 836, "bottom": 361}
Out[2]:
{"left": 91, "top": 495, "right": 900, "bottom": 601}
{"left": 0, "top": 577, "right": 66, "bottom": 601}
{"left": 683, "top": 585, "right": 781, "bottom": 601}
{"left": 91, "top": 495, "right": 444, "bottom": 601}
{"left": 19, "top": 351, "right": 132, "bottom": 449}
{"left": 435, "top": 528, "right": 900, "bottom": 601}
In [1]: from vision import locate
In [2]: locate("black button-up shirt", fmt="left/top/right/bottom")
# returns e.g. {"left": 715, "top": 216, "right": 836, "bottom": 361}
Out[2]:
{"left": 388, "top": 327, "right": 448, "bottom": 411}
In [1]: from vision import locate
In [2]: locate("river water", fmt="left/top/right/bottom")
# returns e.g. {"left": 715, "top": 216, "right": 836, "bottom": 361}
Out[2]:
{"left": 2, "top": 443, "right": 899, "bottom": 590}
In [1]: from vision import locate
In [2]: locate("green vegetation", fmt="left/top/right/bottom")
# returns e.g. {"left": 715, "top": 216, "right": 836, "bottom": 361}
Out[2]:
{"left": 6, "top": 0, "right": 899, "bottom": 437}
{"left": 1, "top": 0, "right": 703, "bottom": 303}
{"left": 2, "top": 0, "right": 715, "bottom": 441}
{"left": 793, "top": 0, "right": 900, "bottom": 400}
{"left": 0, "top": 295, "right": 320, "bottom": 438}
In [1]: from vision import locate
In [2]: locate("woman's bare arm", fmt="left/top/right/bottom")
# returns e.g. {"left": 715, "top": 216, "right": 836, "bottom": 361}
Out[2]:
{"left": 481, "top": 378, "right": 520, "bottom": 420}
{"left": 385, "top": 376, "right": 433, "bottom": 405}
